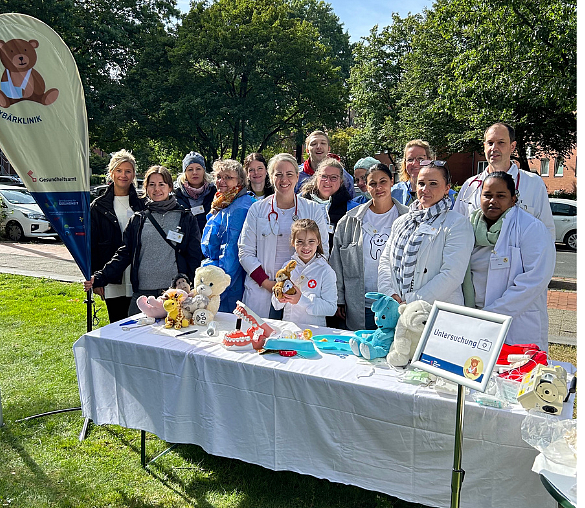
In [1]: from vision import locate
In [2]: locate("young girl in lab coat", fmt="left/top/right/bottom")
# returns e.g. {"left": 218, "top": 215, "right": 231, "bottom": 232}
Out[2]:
{"left": 271, "top": 219, "right": 337, "bottom": 327}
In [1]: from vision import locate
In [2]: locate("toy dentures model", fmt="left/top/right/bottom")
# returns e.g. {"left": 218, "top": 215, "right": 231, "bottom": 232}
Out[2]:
{"left": 222, "top": 301, "right": 279, "bottom": 350}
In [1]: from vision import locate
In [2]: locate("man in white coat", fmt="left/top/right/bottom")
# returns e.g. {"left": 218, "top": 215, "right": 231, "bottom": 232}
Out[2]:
{"left": 453, "top": 123, "right": 555, "bottom": 241}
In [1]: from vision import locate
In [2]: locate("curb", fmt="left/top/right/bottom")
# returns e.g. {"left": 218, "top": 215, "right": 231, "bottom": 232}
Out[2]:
{"left": 548, "top": 278, "right": 577, "bottom": 292}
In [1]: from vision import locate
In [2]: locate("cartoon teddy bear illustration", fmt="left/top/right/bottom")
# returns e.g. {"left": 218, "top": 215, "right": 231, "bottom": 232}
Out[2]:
{"left": 0, "top": 38, "right": 59, "bottom": 108}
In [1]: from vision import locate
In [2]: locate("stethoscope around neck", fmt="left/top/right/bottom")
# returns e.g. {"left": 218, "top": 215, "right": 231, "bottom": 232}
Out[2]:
{"left": 268, "top": 194, "right": 299, "bottom": 225}
{"left": 459, "top": 169, "right": 521, "bottom": 206}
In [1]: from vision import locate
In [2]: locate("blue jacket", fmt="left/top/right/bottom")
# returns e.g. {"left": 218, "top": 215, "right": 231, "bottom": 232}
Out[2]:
{"left": 201, "top": 190, "right": 255, "bottom": 312}
{"left": 391, "top": 180, "right": 456, "bottom": 208}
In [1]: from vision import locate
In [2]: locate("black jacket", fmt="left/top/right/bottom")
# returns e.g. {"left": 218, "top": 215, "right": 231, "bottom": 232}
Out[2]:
{"left": 93, "top": 204, "right": 202, "bottom": 292}
{"left": 90, "top": 183, "right": 146, "bottom": 282}
{"left": 174, "top": 183, "right": 216, "bottom": 233}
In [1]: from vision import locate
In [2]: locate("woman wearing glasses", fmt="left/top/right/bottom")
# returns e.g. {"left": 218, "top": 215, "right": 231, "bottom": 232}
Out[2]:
{"left": 238, "top": 153, "right": 329, "bottom": 318}
{"left": 330, "top": 163, "right": 409, "bottom": 330}
{"left": 200, "top": 159, "right": 255, "bottom": 312}
{"left": 391, "top": 140, "right": 456, "bottom": 207}
{"left": 379, "top": 160, "right": 473, "bottom": 306}
{"left": 299, "top": 157, "right": 359, "bottom": 252}
{"left": 462, "top": 172, "right": 555, "bottom": 351}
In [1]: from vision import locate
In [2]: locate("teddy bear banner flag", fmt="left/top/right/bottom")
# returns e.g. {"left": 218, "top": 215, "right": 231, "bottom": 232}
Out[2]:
{"left": 0, "top": 13, "right": 91, "bottom": 279}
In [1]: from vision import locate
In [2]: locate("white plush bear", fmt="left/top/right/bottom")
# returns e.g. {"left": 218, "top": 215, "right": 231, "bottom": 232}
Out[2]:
{"left": 386, "top": 300, "right": 432, "bottom": 368}
{"left": 189, "top": 265, "right": 231, "bottom": 325}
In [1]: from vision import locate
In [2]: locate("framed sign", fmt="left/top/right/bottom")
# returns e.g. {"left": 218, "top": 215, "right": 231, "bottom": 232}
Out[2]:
{"left": 411, "top": 301, "right": 512, "bottom": 391}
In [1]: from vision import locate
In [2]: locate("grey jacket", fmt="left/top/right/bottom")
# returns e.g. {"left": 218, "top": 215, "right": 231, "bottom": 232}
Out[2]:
{"left": 329, "top": 199, "right": 409, "bottom": 331}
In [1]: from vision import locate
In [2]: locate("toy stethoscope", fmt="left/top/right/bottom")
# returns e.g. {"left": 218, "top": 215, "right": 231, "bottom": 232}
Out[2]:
{"left": 458, "top": 168, "right": 521, "bottom": 206}
{"left": 268, "top": 195, "right": 299, "bottom": 234}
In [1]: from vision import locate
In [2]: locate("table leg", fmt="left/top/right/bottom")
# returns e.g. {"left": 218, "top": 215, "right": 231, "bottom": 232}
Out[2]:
{"left": 141, "top": 430, "right": 146, "bottom": 468}
{"left": 450, "top": 384, "right": 466, "bottom": 508}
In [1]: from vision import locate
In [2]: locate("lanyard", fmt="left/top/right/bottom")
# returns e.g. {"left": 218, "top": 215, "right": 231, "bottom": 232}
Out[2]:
{"left": 461, "top": 168, "right": 520, "bottom": 205}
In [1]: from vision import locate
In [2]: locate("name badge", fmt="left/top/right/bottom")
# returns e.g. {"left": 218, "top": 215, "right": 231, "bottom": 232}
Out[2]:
{"left": 362, "top": 222, "right": 378, "bottom": 237}
{"left": 327, "top": 224, "right": 335, "bottom": 234}
{"left": 166, "top": 230, "right": 184, "bottom": 243}
{"left": 418, "top": 224, "right": 438, "bottom": 236}
{"left": 490, "top": 255, "right": 509, "bottom": 270}
{"left": 191, "top": 205, "right": 205, "bottom": 215}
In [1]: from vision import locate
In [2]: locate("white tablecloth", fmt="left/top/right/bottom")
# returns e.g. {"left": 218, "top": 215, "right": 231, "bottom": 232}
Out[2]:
{"left": 73, "top": 313, "right": 574, "bottom": 508}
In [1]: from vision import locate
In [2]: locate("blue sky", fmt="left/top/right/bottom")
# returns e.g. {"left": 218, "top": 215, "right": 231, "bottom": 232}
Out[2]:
{"left": 175, "top": 0, "right": 433, "bottom": 42}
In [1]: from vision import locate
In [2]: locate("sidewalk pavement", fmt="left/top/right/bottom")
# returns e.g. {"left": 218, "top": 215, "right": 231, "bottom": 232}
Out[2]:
{"left": 0, "top": 239, "right": 577, "bottom": 346}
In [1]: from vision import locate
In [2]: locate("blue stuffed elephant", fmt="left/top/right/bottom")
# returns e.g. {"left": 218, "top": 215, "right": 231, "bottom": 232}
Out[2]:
{"left": 349, "top": 292, "right": 401, "bottom": 360}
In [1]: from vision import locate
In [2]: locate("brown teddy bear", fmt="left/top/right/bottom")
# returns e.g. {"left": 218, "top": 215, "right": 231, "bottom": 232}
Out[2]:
{"left": 0, "top": 38, "right": 59, "bottom": 108}
{"left": 272, "top": 260, "right": 297, "bottom": 300}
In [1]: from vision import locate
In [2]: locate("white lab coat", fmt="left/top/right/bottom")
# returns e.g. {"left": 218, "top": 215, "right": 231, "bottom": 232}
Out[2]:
{"left": 271, "top": 253, "right": 337, "bottom": 326}
{"left": 470, "top": 206, "right": 555, "bottom": 352}
{"left": 453, "top": 163, "right": 555, "bottom": 241}
{"left": 378, "top": 210, "right": 474, "bottom": 305}
{"left": 238, "top": 195, "right": 329, "bottom": 318}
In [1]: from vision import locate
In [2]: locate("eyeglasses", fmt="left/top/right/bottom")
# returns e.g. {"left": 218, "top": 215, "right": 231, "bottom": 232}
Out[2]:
{"left": 216, "top": 174, "right": 237, "bottom": 181}
{"left": 406, "top": 156, "right": 426, "bottom": 164}
{"left": 420, "top": 160, "right": 447, "bottom": 167}
{"left": 320, "top": 174, "right": 340, "bottom": 183}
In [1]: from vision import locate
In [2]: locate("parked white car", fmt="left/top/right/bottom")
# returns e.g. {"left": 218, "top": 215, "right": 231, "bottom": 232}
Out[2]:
{"left": 549, "top": 198, "right": 576, "bottom": 250}
{"left": 0, "top": 185, "right": 59, "bottom": 241}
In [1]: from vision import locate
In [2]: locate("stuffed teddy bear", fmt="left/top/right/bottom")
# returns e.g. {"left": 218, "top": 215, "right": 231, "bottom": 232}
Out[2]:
{"left": 386, "top": 300, "right": 432, "bottom": 368}
{"left": 0, "top": 39, "right": 59, "bottom": 108}
{"left": 349, "top": 292, "right": 401, "bottom": 360}
{"left": 273, "top": 260, "right": 297, "bottom": 300}
{"left": 136, "top": 273, "right": 191, "bottom": 319}
{"left": 189, "top": 265, "right": 231, "bottom": 325}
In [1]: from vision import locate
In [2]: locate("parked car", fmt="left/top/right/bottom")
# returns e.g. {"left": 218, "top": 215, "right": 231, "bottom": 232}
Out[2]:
{"left": 0, "top": 174, "right": 23, "bottom": 186}
{"left": 0, "top": 185, "right": 59, "bottom": 241}
{"left": 549, "top": 198, "right": 576, "bottom": 250}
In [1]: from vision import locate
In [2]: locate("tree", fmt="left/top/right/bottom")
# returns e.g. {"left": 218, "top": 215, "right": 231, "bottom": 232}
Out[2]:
{"left": 398, "top": 0, "right": 576, "bottom": 169}
{"left": 348, "top": 16, "right": 422, "bottom": 164}
{"left": 137, "top": 0, "right": 348, "bottom": 163}
{"left": 0, "top": 0, "right": 180, "bottom": 149}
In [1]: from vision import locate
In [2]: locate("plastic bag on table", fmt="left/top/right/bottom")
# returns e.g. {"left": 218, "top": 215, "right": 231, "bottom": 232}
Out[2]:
{"left": 520, "top": 410, "right": 577, "bottom": 475}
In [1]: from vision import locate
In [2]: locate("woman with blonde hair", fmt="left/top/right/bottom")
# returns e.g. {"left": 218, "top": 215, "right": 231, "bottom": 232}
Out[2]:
{"left": 201, "top": 159, "right": 255, "bottom": 312}
{"left": 90, "top": 149, "right": 145, "bottom": 322}
{"left": 391, "top": 140, "right": 456, "bottom": 207}
{"left": 84, "top": 165, "right": 202, "bottom": 317}
{"left": 238, "top": 153, "right": 329, "bottom": 318}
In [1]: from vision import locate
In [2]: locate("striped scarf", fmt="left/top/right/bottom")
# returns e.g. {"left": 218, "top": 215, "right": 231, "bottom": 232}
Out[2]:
{"left": 390, "top": 197, "right": 451, "bottom": 296}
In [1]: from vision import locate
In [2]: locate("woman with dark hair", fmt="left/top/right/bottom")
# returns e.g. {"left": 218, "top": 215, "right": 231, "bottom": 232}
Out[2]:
{"left": 330, "top": 163, "right": 408, "bottom": 330}
{"left": 175, "top": 151, "right": 216, "bottom": 233}
{"left": 244, "top": 152, "right": 273, "bottom": 200}
{"left": 90, "top": 149, "right": 145, "bottom": 322}
{"left": 300, "top": 157, "right": 359, "bottom": 252}
{"left": 84, "top": 165, "right": 202, "bottom": 316}
{"left": 379, "top": 160, "right": 473, "bottom": 306}
{"left": 201, "top": 159, "right": 255, "bottom": 312}
{"left": 463, "top": 171, "right": 555, "bottom": 351}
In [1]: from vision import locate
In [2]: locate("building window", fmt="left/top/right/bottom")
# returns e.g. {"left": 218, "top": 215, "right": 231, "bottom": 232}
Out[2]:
{"left": 477, "top": 161, "right": 488, "bottom": 174}
{"left": 554, "top": 158, "right": 564, "bottom": 177}
{"left": 540, "top": 159, "right": 549, "bottom": 177}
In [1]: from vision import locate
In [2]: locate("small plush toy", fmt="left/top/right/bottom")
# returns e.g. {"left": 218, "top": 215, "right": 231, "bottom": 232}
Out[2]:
{"left": 273, "top": 260, "right": 297, "bottom": 300}
{"left": 189, "top": 265, "right": 231, "bottom": 325}
{"left": 163, "top": 289, "right": 190, "bottom": 329}
{"left": 136, "top": 273, "right": 192, "bottom": 319}
{"left": 386, "top": 300, "right": 432, "bottom": 368}
{"left": 350, "top": 292, "right": 401, "bottom": 360}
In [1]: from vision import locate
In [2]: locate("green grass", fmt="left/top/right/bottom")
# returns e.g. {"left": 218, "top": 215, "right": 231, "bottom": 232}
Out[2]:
{"left": 0, "top": 274, "right": 577, "bottom": 507}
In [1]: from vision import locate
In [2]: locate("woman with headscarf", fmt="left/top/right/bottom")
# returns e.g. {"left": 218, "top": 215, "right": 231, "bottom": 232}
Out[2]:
{"left": 84, "top": 165, "right": 202, "bottom": 316}
{"left": 201, "top": 159, "right": 255, "bottom": 312}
